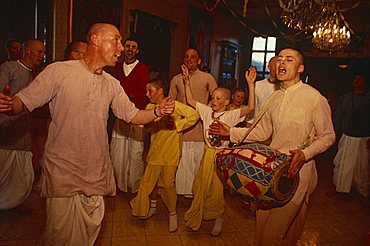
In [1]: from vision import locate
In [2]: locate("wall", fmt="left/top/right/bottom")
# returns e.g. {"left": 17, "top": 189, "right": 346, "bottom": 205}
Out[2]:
{"left": 121, "top": 0, "right": 190, "bottom": 80}
{"left": 0, "top": 0, "right": 36, "bottom": 61}
{"left": 52, "top": 0, "right": 69, "bottom": 61}
{"left": 211, "top": 11, "right": 251, "bottom": 87}
{"left": 120, "top": 0, "right": 250, "bottom": 84}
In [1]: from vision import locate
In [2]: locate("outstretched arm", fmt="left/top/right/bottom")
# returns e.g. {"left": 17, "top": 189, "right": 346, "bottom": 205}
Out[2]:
{"left": 240, "top": 67, "right": 256, "bottom": 117}
{"left": 131, "top": 96, "right": 175, "bottom": 125}
{"left": 0, "top": 93, "right": 26, "bottom": 115}
{"left": 182, "top": 64, "right": 197, "bottom": 108}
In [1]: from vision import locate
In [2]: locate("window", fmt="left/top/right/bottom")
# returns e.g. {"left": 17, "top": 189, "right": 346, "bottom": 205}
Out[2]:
{"left": 251, "top": 37, "right": 276, "bottom": 79}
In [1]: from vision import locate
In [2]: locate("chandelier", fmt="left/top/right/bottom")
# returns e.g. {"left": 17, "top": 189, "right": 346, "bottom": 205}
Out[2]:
{"left": 312, "top": 10, "right": 351, "bottom": 51}
{"left": 280, "top": 0, "right": 322, "bottom": 32}
{"left": 280, "top": 0, "right": 351, "bottom": 51}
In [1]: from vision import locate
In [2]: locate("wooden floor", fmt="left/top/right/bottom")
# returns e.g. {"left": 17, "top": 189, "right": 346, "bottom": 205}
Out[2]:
{"left": 0, "top": 149, "right": 369, "bottom": 245}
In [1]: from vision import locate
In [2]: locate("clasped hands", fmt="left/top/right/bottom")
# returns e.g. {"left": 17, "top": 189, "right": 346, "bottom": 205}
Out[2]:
{"left": 0, "top": 86, "right": 13, "bottom": 113}
{"left": 209, "top": 120, "right": 307, "bottom": 178}
{"left": 156, "top": 96, "right": 175, "bottom": 117}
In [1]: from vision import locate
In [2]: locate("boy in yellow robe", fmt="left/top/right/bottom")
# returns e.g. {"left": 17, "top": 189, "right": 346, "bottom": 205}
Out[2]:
{"left": 130, "top": 77, "right": 199, "bottom": 232}
{"left": 182, "top": 64, "right": 256, "bottom": 236}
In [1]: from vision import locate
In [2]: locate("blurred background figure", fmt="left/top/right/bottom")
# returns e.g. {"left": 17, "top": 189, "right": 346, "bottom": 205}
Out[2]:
{"left": 1, "top": 39, "right": 23, "bottom": 65}
{"left": 227, "top": 87, "right": 246, "bottom": 110}
{"left": 333, "top": 75, "right": 370, "bottom": 207}
{"left": 63, "top": 40, "right": 87, "bottom": 60}
{"left": 0, "top": 39, "right": 45, "bottom": 212}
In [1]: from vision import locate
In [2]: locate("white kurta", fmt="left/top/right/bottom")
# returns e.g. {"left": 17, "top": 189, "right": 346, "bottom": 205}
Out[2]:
{"left": 231, "top": 81, "right": 335, "bottom": 204}
{"left": 230, "top": 81, "right": 335, "bottom": 245}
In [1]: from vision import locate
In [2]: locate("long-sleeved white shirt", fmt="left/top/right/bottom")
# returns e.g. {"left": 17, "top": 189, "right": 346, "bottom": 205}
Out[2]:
{"left": 230, "top": 81, "right": 335, "bottom": 204}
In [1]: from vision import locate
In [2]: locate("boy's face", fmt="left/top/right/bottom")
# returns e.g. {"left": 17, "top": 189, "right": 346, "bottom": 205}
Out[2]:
{"left": 146, "top": 84, "right": 162, "bottom": 104}
{"left": 210, "top": 89, "right": 230, "bottom": 112}
{"left": 232, "top": 91, "right": 245, "bottom": 107}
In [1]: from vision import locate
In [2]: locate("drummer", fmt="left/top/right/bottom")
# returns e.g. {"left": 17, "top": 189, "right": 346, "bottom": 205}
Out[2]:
{"left": 209, "top": 47, "right": 335, "bottom": 245}
{"left": 182, "top": 64, "right": 256, "bottom": 236}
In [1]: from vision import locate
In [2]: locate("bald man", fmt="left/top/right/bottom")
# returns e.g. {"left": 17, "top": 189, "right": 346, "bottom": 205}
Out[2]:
{"left": 0, "top": 23, "right": 175, "bottom": 245}
{"left": 248, "top": 56, "right": 279, "bottom": 124}
{"left": 0, "top": 39, "right": 45, "bottom": 212}
{"left": 64, "top": 40, "right": 87, "bottom": 60}
{"left": 210, "top": 48, "right": 335, "bottom": 245}
{"left": 169, "top": 48, "right": 217, "bottom": 198}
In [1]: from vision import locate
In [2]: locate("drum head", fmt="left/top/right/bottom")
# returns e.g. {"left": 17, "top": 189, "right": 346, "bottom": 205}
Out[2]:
{"left": 271, "top": 162, "right": 299, "bottom": 204}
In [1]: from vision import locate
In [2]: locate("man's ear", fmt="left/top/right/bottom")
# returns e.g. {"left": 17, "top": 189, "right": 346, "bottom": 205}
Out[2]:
{"left": 90, "top": 34, "right": 99, "bottom": 47}
{"left": 197, "top": 58, "right": 202, "bottom": 66}
{"left": 135, "top": 48, "right": 139, "bottom": 55}
{"left": 24, "top": 47, "right": 31, "bottom": 56}
{"left": 298, "top": 64, "right": 304, "bottom": 74}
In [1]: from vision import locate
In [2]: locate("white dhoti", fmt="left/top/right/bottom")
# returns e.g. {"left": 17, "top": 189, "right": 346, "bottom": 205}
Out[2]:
{"left": 0, "top": 149, "right": 34, "bottom": 210}
{"left": 42, "top": 194, "right": 105, "bottom": 246}
{"left": 175, "top": 142, "right": 205, "bottom": 195}
{"left": 110, "top": 120, "right": 146, "bottom": 193}
{"left": 333, "top": 134, "right": 370, "bottom": 197}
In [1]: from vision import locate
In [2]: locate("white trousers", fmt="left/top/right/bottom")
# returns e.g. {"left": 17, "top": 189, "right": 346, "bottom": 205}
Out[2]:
{"left": 175, "top": 142, "right": 205, "bottom": 195}
{"left": 333, "top": 134, "right": 370, "bottom": 197}
{"left": 110, "top": 120, "right": 146, "bottom": 193}
{"left": 0, "top": 149, "right": 34, "bottom": 209}
{"left": 42, "top": 194, "right": 105, "bottom": 246}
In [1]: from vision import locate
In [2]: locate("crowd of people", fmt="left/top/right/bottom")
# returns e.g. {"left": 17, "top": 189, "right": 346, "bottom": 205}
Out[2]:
{"left": 0, "top": 22, "right": 368, "bottom": 245}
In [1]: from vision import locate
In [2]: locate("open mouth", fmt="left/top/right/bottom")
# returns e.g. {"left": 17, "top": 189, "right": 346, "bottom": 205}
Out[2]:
{"left": 278, "top": 66, "right": 286, "bottom": 75}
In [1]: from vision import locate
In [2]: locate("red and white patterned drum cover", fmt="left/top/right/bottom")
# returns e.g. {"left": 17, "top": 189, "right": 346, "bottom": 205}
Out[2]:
{"left": 215, "top": 143, "right": 299, "bottom": 208}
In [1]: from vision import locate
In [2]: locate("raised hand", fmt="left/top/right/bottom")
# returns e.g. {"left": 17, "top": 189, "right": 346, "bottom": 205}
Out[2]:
{"left": 181, "top": 64, "right": 190, "bottom": 85}
{"left": 245, "top": 67, "right": 257, "bottom": 85}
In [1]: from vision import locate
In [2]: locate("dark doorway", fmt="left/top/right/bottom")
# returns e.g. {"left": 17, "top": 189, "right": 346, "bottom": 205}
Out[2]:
{"left": 130, "top": 10, "right": 176, "bottom": 84}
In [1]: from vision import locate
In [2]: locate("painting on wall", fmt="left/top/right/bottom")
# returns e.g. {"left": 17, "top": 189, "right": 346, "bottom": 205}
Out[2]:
{"left": 188, "top": 7, "right": 214, "bottom": 71}
{"left": 70, "top": 0, "right": 121, "bottom": 42}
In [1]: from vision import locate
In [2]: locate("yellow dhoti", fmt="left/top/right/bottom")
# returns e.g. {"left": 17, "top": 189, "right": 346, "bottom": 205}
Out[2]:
{"left": 184, "top": 147, "right": 225, "bottom": 230}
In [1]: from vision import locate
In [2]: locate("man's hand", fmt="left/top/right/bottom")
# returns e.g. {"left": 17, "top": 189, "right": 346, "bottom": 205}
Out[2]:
{"left": 181, "top": 64, "right": 190, "bottom": 85}
{"left": 287, "top": 149, "right": 306, "bottom": 178}
{"left": 209, "top": 120, "right": 231, "bottom": 138}
{"left": 157, "top": 96, "right": 175, "bottom": 116}
{"left": 245, "top": 67, "right": 257, "bottom": 85}
{"left": 0, "top": 92, "right": 13, "bottom": 113}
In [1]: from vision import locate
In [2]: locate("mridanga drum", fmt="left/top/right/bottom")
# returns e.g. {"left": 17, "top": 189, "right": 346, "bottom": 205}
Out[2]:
{"left": 215, "top": 143, "right": 299, "bottom": 208}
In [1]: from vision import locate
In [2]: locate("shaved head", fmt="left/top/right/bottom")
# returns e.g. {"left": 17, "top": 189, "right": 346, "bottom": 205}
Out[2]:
{"left": 87, "top": 23, "right": 119, "bottom": 44}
